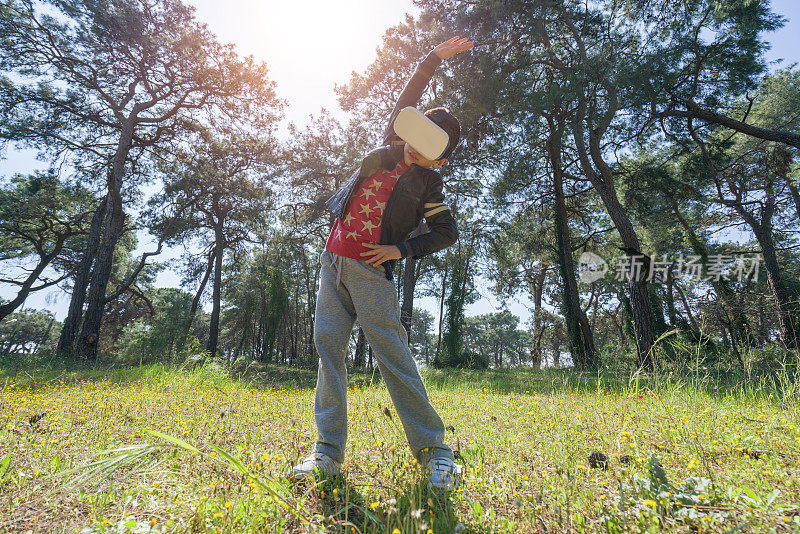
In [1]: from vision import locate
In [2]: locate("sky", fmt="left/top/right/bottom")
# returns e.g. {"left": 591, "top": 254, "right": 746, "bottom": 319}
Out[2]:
{"left": 191, "top": 0, "right": 420, "bottom": 125}
{"left": 2, "top": 0, "right": 800, "bottom": 326}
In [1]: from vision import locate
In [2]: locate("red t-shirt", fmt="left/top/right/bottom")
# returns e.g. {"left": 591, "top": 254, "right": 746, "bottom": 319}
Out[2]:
{"left": 325, "top": 161, "right": 409, "bottom": 260}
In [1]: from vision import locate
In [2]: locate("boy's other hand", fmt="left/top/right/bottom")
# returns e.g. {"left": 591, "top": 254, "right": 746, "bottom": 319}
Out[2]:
{"left": 361, "top": 243, "right": 402, "bottom": 266}
{"left": 433, "top": 36, "right": 474, "bottom": 60}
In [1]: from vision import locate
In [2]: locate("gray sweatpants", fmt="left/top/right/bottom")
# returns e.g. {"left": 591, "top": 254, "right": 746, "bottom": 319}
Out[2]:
{"left": 312, "top": 249, "right": 453, "bottom": 464}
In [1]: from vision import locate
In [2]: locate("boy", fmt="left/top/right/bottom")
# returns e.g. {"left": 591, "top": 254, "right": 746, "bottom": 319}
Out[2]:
{"left": 290, "top": 36, "right": 473, "bottom": 491}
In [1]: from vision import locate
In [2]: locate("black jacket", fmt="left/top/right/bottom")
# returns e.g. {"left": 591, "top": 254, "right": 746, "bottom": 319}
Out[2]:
{"left": 324, "top": 52, "right": 458, "bottom": 280}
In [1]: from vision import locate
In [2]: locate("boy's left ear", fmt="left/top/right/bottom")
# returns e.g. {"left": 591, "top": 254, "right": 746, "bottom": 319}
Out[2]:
{"left": 432, "top": 158, "right": 448, "bottom": 168}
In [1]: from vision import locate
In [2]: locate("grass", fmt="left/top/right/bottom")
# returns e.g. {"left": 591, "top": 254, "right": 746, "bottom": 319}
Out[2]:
{"left": 0, "top": 360, "right": 798, "bottom": 533}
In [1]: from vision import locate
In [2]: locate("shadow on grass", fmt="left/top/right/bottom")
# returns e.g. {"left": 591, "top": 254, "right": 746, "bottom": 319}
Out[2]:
{"left": 0, "top": 355, "right": 378, "bottom": 392}
{"left": 234, "top": 361, "right": 385, "bottom": 391}
{"left": 296, "top": 471, "right": 489, "bottom": 533}
{"left": 0, "top": 356, "right": 169, "bottom": 386}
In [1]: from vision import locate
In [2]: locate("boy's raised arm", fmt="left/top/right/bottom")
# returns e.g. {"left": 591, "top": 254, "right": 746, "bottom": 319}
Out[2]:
{"left": 380, "top": 37, "right": 473, "bottom": 147}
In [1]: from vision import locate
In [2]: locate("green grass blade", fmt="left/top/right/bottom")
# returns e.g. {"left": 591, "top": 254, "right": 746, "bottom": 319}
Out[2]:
{"left": 145, "top": 429, "right": 200, "bottom": 454}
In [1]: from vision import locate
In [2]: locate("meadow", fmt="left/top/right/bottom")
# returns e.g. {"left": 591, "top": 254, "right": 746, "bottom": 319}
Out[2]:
{"left": 0, "top": 362, "right": 798, "bottom": 533}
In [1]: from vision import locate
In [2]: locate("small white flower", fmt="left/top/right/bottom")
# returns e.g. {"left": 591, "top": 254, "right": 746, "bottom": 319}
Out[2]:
{"left": 411, "top": 509, "right": 423, "bottom": 519}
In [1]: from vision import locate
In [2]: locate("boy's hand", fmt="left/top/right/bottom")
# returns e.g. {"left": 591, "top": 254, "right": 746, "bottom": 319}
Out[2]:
{"left": 361, "top": 243, "right": 402, "bottom": 266}
{"left": 432, "top": 36, "right": 474, "bottom": 60}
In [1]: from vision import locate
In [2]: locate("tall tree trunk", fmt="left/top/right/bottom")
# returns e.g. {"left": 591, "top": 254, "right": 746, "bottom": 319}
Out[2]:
{"left": 750, "top": 222, "right": 800, "bottom": 348}
{"left": 234, "top": 322, "right": 248, "bottom": 361}
{"left": 788, "top": 182, "right": 800, "bottom": 221}
{"left": 400, "top": 223, "right": 425, "bottom": 341}
{"left": 726, "top": 165, "right": 799, "bottom": 348}
{"left": 302, "top": 247, "right": 315, "bottom": 359}
{"left": 183, "top": 247, "right": 215, "bottom": 351}
{"left": 257, "top": 284, "right": 267, "bottom": 361}
{"left": 665, "top": 265, "right": 678, "bottom": 326}
{"left": 531, "top": 264, "right": 547, "bottom": 369}
{"left": 289, "top": 311, "right": 297, "bottom": 366}
{"left": 674, "top": 280, "right": 700, "bottom": 335}
{"left": 548, "top": 135, "right": 597, "bottom": 370}
{"left": 435, "top": 263, "right": 448, "bottom": 358}
{"left": 757, "top": 294, "right": 769, "bottom": 344}
{"left": 207, "top": 223, "right": 225, "bottom": 358}
{"left": 648, "top": 285, "right": 669, "bottom": 338}
{"left": 75, "top": 116, "right": 137, "bottom": 361}
{"left": 354, "top": 328, "right": 366, "bottom": 369}
{"left": 57, "top": 196, "right": 107, "bottom": 357}
{"left": 668, "top": 196, "right": 750, "bottom": 347}
{"left": 75, "top": 192, "right": 125, "bottom": 360}
{"left": 424, "top": 334, "right": 430, "bottom": 366}
{"left": 266, "top": 318, "right": 276, "bottom": 362}
{"left": 280, "top": 318, "right": 287, "bottom": 364}
{"left": 574, "top": 110, "right": 655, "bottom": 368}
{"left": 291, "top": 276, "right": 299, "bottom": 366}
{"left": 401, "top": 256, "right": 417, "bottom": 340}
{"left": 610, "top": 305, "right": 627, "bottom": 349}
{"left": 552, "top": 337, "right": 561, "bottom": 368}
{"left": 716, "top": 304, "right": 746, "bottom": 372}
{"left": 603, "top": 198, "right": 653, "bottom": 369}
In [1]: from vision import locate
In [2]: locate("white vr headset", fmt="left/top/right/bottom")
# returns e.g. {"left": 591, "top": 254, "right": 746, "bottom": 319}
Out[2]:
{"left": 392, "top": 107, "right": 452, "bottom": 161}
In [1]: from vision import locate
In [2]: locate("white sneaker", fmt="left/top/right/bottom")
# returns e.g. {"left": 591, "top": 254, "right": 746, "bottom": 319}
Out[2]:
{"left": 427, "top": 456, "right": 462, "bottom": 491}
{"left": 288, "top": 452, "right": 341, "bottom": 481}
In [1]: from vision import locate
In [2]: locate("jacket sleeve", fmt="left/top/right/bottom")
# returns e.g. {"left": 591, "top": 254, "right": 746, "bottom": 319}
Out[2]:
{"left": 396, "top": 174, "right": 458, "bottom": 259}
{"left": 380, "top": 51, "right": 443, "bottom": 147}
{"left": 358, "top": 147, "right": 384, "bottom": 177}
{"left": 324, "top": 147, "right": 390, "bottom": 215}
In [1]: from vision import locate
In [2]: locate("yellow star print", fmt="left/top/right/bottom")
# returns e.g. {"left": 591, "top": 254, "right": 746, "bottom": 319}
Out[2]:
{"left": 374, "top": 200, "right": 386, "bottom": 214}
{"left": 369, "top": 178, "right": 384, "bottom": 190}
{"left": 346, "top": 230, "right": 361, "bottom": 240}
{"left": 358, "top": 203, "right": 373, "bottom": 217}
{"left": 361, "top": 187, "right": 376, "bottom": 200}
{"left": 361, "top": 220, "right": 378, "bottom": 234}
{"left": 343, "top": 212, "right": 355, "bottom": 225}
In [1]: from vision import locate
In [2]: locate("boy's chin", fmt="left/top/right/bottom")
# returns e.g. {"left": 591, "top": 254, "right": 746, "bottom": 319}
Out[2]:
{"left": 406, "top": 155, "right": 431, "bottom": 168}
